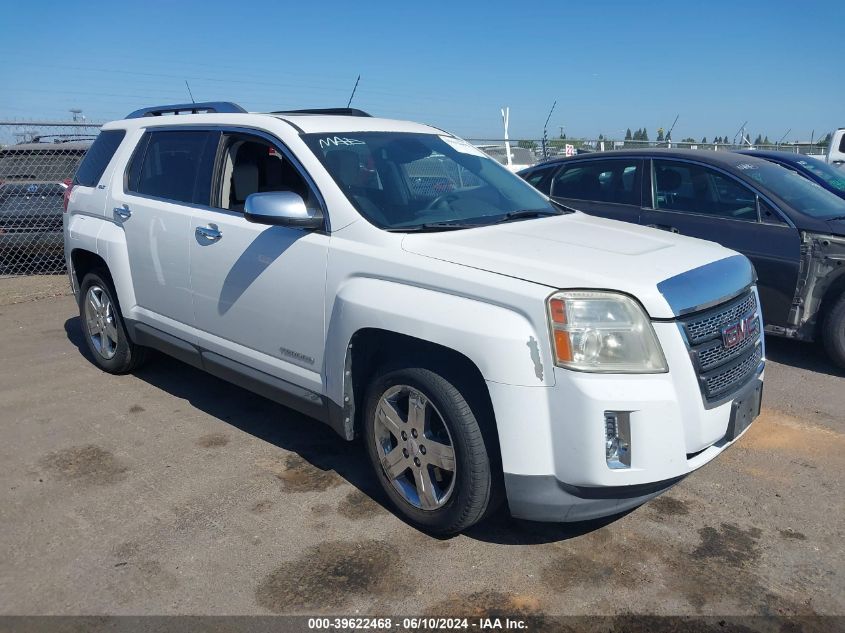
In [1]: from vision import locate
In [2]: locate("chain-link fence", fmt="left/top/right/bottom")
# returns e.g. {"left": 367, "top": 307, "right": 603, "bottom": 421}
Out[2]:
{"left": 467, "top": 137, "right": 831, "bottom": 166}
{"left": 0, "top": 121, "right": 102, "bottom": 277}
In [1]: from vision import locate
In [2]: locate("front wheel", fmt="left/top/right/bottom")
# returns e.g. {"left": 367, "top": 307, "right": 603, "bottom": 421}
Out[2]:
{"left": 79, "top": 270, "right": 148, "bottom": 374}
{"left": 363, "top": 366, "right": 496, "bottom": 534}
{"left": 822, "top": 293, "right": 845, "bottom": 368}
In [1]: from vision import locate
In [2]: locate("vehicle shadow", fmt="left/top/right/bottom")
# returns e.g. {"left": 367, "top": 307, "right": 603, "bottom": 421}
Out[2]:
{"left": 764, "top": 335, "right": 845, "bottom": 378}
{"left": 64, "top": 315, "right": 621, "bottom": 545}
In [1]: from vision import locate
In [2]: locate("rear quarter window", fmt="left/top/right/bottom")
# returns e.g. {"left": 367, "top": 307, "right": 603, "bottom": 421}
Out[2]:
{"left": 74, "top": 130, "right": 126, "bottom": 187}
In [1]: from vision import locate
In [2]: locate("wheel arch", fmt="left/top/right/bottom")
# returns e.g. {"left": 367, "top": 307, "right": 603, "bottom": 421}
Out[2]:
{"left": 70, "top": 248, "right": 109, "bottom": 288}
{"left": 342, "top": 327, "right": 504, "bottom": 494}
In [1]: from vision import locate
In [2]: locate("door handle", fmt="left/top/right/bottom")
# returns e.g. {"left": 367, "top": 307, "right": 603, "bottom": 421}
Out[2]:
{"left": 646, "top": 223, "right": 679, "bottom": 234}
{"left": 195, "top": 225, "right": 222, "bottom": 242}
{"left": 113, "top": 204, "right": 131, "bottom": 220}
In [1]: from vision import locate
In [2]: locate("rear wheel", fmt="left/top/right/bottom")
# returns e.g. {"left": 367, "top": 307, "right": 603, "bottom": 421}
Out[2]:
{"left": 822, "top": 293, "right": 845, "bottom": 368}
{"left": 363, "top": 366, "right": 495, "bottom": 535}
{"left": 79, "top": 270, "right": 148, "bottom": 374}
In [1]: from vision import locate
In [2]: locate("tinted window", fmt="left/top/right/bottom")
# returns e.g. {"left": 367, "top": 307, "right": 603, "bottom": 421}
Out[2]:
{"left": 130, "top": 131, "right": 215, "bottom": 204}
{"left": 839, "top": 133, "right": 845, "bottom": 153}
{"left": 653, "top": 160, "right": 757, "bottom": 221}
{"left": 551, "top": 159, "right": 640, "bottom": 205}
{"left": 729, "top": 158, "right": 845, "bottom": 219}
{"left": 301, "top": 132, "right": 557, "bottom": 230}
{"left": 74, "top": 130, "right": 125, "bottom": 187}
{"left": 523, "top": 166, "right": 555, "bottom": 194}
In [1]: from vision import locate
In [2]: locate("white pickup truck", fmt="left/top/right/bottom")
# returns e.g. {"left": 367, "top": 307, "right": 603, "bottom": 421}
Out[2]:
{"left": 63, "top": 102, "right": 764, "bottom": 534}
{"left": 825, "top": 128, "right": 845, "bottom": 168}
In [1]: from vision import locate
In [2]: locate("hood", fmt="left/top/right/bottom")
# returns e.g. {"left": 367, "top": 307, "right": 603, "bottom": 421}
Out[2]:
{"left": 401, "top": 213, "right": 746, "bottom": 319}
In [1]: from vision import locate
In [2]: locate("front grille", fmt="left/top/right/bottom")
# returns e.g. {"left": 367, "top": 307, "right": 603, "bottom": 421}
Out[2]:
{"left": 684, "top": 292, "right": 757, "bottom": 344}
{"left": 703, "top": 345, "right": 763, "bottom": 398}
{"left": 678, "top": 290, "right": 763, "bottom": 404}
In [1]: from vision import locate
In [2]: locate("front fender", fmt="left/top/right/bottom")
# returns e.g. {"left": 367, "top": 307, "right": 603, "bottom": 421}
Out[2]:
{"left": 325, "top": 277, "right": 553, "bottom": 408}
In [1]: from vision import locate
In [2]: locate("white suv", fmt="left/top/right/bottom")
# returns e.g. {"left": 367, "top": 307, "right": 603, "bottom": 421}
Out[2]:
{"left": 64, "top": 102, "right": 764, "bottom": 534}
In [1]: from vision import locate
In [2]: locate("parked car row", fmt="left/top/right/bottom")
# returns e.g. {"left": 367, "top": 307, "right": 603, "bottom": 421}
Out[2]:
{"left": 518, "top": 148, "right": 845, "bottom": 366}
{"left": 0, "top": 138, "right": 92, "bottom": 273}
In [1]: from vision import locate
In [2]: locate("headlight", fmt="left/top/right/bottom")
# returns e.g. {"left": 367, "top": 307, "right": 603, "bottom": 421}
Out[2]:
{"left": 547, "top": 291, "right": 668, "bottom": 373}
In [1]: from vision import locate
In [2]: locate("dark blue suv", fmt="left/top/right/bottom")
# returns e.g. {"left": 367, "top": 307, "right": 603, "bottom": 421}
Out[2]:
{"left": 519, "top": 149, "right": 845, "bottom": 366}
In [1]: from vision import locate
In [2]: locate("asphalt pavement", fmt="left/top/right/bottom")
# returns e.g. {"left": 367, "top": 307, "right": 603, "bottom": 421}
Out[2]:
{"left": 0, "top": 280, "right": 842, "bottom": 618}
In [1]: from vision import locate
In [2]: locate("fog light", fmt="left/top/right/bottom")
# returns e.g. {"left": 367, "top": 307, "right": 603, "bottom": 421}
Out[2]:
{"left": 605, "top": 411, "right": 631, "bottom": 469}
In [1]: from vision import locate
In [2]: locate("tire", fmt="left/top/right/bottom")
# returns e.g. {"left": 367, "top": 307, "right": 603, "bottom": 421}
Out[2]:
{"left": 822, "top": 293, "right": 845, "bottom": 368}
{"left": 78, "top": 270, "right": 148, "bottom": 374}
{"left": 363, "top": 365, "right": 495, "bottom": 535}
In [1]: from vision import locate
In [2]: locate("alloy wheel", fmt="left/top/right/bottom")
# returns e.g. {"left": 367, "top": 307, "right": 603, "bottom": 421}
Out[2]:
{"left": 373, "top": 384, "right": 457, "bottom": 510}
{"left": 84, "top": 285, "right": 118, "bottom": 360}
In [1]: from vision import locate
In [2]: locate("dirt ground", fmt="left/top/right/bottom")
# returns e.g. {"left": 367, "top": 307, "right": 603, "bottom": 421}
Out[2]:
{"left": 0, "top": 277, "right": 842, "bottom": 620}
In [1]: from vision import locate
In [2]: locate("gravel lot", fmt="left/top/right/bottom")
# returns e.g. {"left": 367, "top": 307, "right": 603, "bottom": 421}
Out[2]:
{"left": 0, "top": 277, "right": 843, "bottom": 618}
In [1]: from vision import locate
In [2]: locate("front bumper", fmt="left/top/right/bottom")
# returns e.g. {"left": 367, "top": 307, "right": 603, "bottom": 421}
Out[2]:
{"left": 488, "top": 318, "right": 764, "bottom": 522}
{"left": 505, "top": 473, "right": 682, "bottom": 522}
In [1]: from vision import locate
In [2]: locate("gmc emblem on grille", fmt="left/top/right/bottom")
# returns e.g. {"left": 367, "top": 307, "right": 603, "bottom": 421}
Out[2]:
{"left": 721, "top": 313, "right": 760, "bottom": 349}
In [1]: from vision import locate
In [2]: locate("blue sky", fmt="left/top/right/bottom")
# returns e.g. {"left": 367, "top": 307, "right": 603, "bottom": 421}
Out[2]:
{"left": 2, "top": 0, "right": 842, "bottom": 141}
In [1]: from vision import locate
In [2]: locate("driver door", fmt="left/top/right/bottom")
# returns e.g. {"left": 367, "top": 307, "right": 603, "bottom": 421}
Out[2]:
{"left": 641, "top": 159, "right": 800, "bottom": 328}
{"left": 189, "top": 130, "right": 329, "bottom": 394}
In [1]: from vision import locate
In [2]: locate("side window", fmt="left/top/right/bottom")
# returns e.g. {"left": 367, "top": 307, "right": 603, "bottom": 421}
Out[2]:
{"left": 758, "top": 198, "right": 788, "bottom": 225}
{"left": 215, "top": 133, "right": 316, "bottom": 212}
{"left": 129, "top": 130, "right": 216, "bottom": 205}
{"left": 551, "top": 159, "right": 640, "bottom": 205}
{"left": 523, "top": 166, "right": 555, "bottom": 194}
{"left": 653, "top": 160, "right": 757, "bottom": 221}
{"left": 74, "top": 130, "right": 126, "bottom": 187}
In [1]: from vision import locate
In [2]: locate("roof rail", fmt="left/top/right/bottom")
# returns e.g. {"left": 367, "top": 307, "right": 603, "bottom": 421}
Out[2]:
{"left": 125, "top": 101, "right": 247, "bottom": 119}
{"left": 271, "top": 108, "right": 372, "bottom": 117}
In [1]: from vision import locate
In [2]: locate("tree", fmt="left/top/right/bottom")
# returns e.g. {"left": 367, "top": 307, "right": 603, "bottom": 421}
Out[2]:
{"left": 701, "top": 136, "right": 707, "bottom": 143}
{"left": 681, "top": 137, "right": 696, "bottom": 143}
{"left": 642, "top": 128, "right": 649, "bottom": 141}
{"left": 818, "top": 132, "right": 832, "bottom": 147}
{"left": 754, "top": 134, "right": 763, "bottom": 145}
{"left": 625, "top": 128, "right": 632, "bottom": 140}
{"left": 763, "top": 136, "right": 770, "bottom": 145}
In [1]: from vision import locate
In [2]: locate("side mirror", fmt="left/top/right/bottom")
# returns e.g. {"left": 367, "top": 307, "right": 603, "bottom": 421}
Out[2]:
{"left": 244, "top": 191, "right": 323, "bottom": 229}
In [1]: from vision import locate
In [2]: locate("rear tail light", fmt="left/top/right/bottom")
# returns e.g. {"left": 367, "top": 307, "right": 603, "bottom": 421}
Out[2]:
{"left": 62, "top": 179, "right": 74, "bottom": 213}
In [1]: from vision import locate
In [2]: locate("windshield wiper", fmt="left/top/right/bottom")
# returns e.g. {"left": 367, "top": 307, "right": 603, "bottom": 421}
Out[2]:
{"left": 384, "top": 221, "right": 483, "bottom": 233}
{"left": 495, "top": 208, "right": 564, "bottom": 223}
{"left": 826, "top": 215, "right": 845, "bottom": 221}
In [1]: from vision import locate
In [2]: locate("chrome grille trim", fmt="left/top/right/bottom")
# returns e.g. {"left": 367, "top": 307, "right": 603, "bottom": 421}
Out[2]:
{"left": 703, "top": 345, "right": 763, "bottom": 398}
{"left": 678, "top": 289, "right": 764, "bottom": 406}
{"left": 684, "top": 292, "right": 757, "bottom": 345}
{"left": 696, "top": 325, "right": 758, "bottom": 371}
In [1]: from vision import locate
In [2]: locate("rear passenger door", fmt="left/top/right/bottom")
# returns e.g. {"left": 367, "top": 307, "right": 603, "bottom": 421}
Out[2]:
{"left": 641, "top": 158, "right": 800, "bottom": 328}
{"left": 548, "top": 157, "right": 644, "bottom": 224}
{"left": 112, "top": 128, "right": 218, "bottom": 335}
{"left": 188, "top": 130, "right": 329, "bottom": 395}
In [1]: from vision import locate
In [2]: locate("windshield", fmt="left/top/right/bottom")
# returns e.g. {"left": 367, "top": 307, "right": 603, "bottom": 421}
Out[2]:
{"left": 792, "top": 156, "right": 845, "bottom": 194}
{"left": 302, "top": 132, "right": 557, "bottom": 230}
{"left": 738, "top": 159, "right": 845, "bottom": 219}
